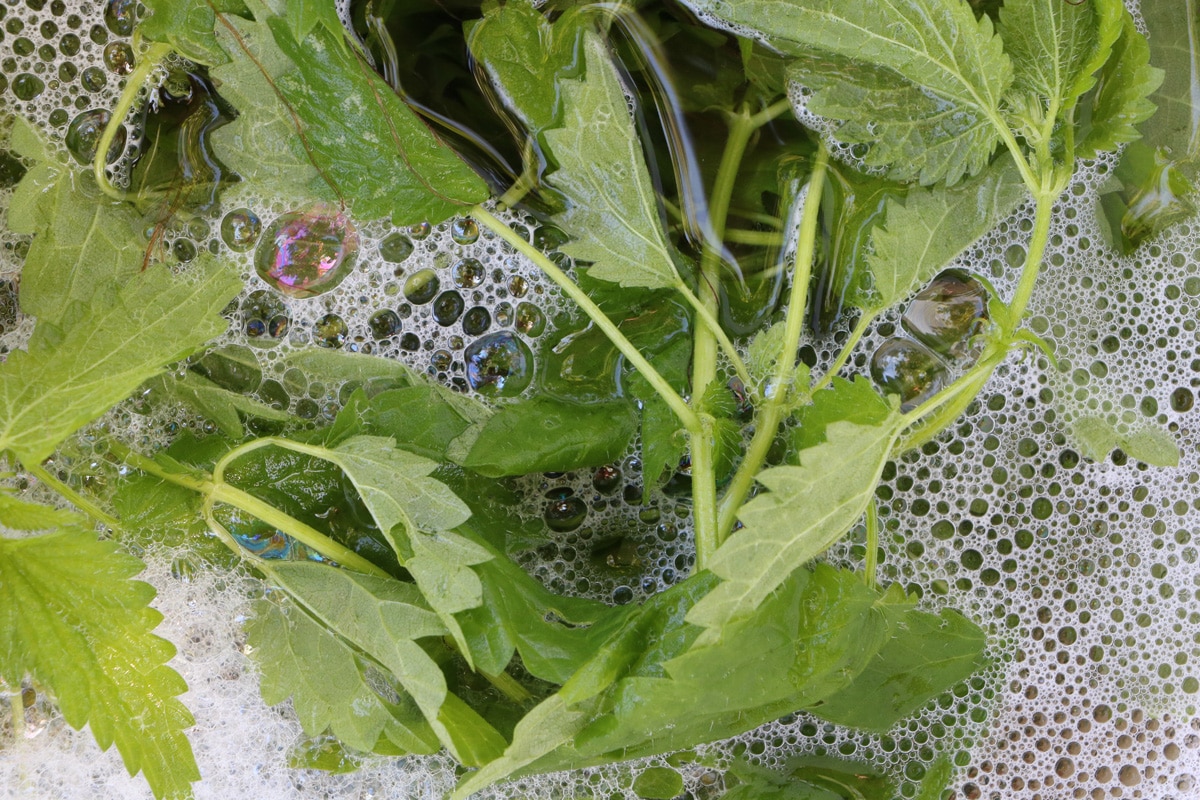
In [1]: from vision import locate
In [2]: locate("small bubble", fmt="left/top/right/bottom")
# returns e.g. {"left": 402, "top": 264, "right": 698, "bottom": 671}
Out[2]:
{"left": 404, "top": 269, "right": 440, "bottom": 304}
{"left": 433, "top": 291, "right": 465, "bottom": 326}
{"left": 12, "top": 73, "right": 45, "bottom": 101}
{"left": 462, "top": 306, "right": 491, "bottom": 336}
{"left": 379, "top": 232, "right": 414, "bottom": 263}
{"left": 1172, "top": 386, "right": 1194, "bottom": 412}
{"left": 103, "top": 41, "right": 134, "bottom": 75}
{"left": 464, "top": 332, "right": 533, "bottom": 397}
{"left": 508, "top": 275, "right": 528, "bottom": 297}
{"left": 313, "top": 314, "right": 347, "bottom": 348}
{"left": 593, "top": 465, "right": 622, "bottom": 494}
{"left": 104, "top": 0, "right": 135, "bottom": 35}
{"left": 544, "top": 496, "right": 587, "bottom": 532}
{"left": 0, "top": 152, "right": 28, "bottom": 189}
{"left": 221, "top": 208, "right": 262, "bottom": 252}
{"left": 242, "top": 290, "right": 289, "bottom": 345}
{"left": 534, "top": 225, "right": 569, "bottom": 249}
{"left": 515, "top": 302, "right": 546, "bottom": 336}
{"left": 902, "top": 269, "right": 989, "bottom": 357}
{"left": 60, "top": 33, "right": 80, "bottom": 56}
{"left": 80, "top": 66, "right": 106, "bottom": 91}
{"left": 408, "top": 221, "right": 431, "bottom": 240}
{"left": 254, "top": 208, "right": 358, "bottom": 298}
{"left": 453, "top": 257, "right": 484, "bottom": 288}
{"left": 450, "top": 217, "right": 479, "bottom": 245}
{"left": 368, "top": 309, "right": 401, "bottom": 339}
{"left": 431, "top": 349, "right": 453, "bottom": 371}
{"left": 612, "top": 586, "right": 634, "bottom": 604}
{"left": 870, "top": 338, "right": 948, "bottom": 410}
{"left": 172, "top": 239, "right": 196, "bottom": 262}
{"left": 494, "top": 301, "right": 514, "bottom": 327}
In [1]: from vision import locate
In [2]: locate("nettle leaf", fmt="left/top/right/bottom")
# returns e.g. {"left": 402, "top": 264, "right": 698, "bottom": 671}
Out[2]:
{"left": 697, "top": 0, "right": 1012, "bottom": 185}
{"left": 543, "top": 33, "right": 681, "bottom": 289}
{"left": 206, "top": 0, "right": 322, "bottom": 196}
{"left": 791, "top": 376, "right": 892, "bottom": 453}
{"left": 723, "top": 756, "right": 896, "bottom": 800}
{"left": 467, "top": 0, "right": 583, "bottom": 133}
{"left": 268, "top": 16, "right": 488, "bottom": 224}
{"left": 339, "top": 385, "right": 489, "bottom": 460}
{"left": 1077, "top": 10, "right": 1164, "bottom": 158}
{"left": 284, "top": 0, "right": 343, "bottom": 43}
{"left": 0, "top": 258, "right": 240, "bottom": 465}
{"left": 15, "top": 168, "right": 146, "bottom": 325}
{"left": 0, "top": 531, "right": 198, "bottom": 800}
{"left": 999, "top": 0, "right": 1122, "bottom": 124}
{"left": 1070, "top": 415, "right": 1180, "bottom": 467}
{"left": 140, "top": 0, "right": 250, "bottom": 66}
{"left": 686, "top": 417, "right": 901, "bottom": 642}
{"left": 450, "top": 396, "right": 637, "bottom": 477}
{"left": 247, "top": 593, "right": 439, "bottom": 755}
{"left": 0, "top": 494, "right": 85, "bottom": 530}
{"left": 853, "top": 159, "right": 1026, "bottom": 313}
{"left": 261, "top": 561, "right": 506, "bottom": 766}
{"left": 149, "top": 372, "right": 293, "bottom": 439}
{"left": 810, "top": 604, "right": 987, "bottom": 732}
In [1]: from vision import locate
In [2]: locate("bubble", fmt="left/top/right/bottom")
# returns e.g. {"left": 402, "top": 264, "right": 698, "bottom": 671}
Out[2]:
{"left": 450, "top": 217, "right": 480, "bottom": 245}
{"left": 241, "top": 290, "right": 289, "bottom": 345}
{"left": 221, "top": 208, "right": 262, "bottom": 252}
{"left": 462, "top": 306, "right": 491, "bottom": 336}
{"left": 64, "top": 109, "right": 124, "bottom": 165}
{"left": 508, "top": 275, "right": 528, "bottom": 297}
{"left": 103, "top": 0, "right": 135, "bottom": 35}
{"left": 103, "top": 41, "right": 134, "bottom": 74}
{"left": 515, "top": 302, "right": 546, "bottom": 336}
{"left": 13, "top": 37, "right": 35, "bottom": 56}
{"left": 368, "top": 310, "right": 401, "bottom": 340}
{"left": 1171, "top": 386, "right": 1194, "bottom": 412}
{"left": 453, "top": 257, "right": 484, "bottom": 288}
{"left": 902, "top": 269, "right": 989, "bottom": 358}
{"left": 433, "top": 291, "right": 465, "bottom": 326}
{"left": 172, "top": 239, "right": 197, "bottom": 262}
{"left": 12, "top": 73, "right": 45, "bottom": 101}
{"left": 544, "top": 495, "right": 587, "bottom": 532}
{"left": 408, "top": 221, "right": 431, "bottom": 240}
{"left": 80, "top": 66, "right": 106, "bottom": 91}
{"left": 870, "top": 338, "right": 948, "bottom": 410}
{"left": 593, "top": 465, "right": 622, "bottom": 494}
{"left": 403, "top": 269, "right": 441, "bottom": 304}
{"left": 254, "top": 208, "right": 358, "bottom": 299}
{"left": 534, "top": 225, "right": 569, "bottom": 249}
{"left": 379, "top": 232, "right": 414, "bottom": 263}
{"left": 0, "top": 151, "right": 28, "bottom": 189}
{"left": 60, "top": 33, "right": 80, "bottom": 56}
{"left": 464, "top": 332, "right": 533, "bottom": 397}
{"left": 313, "top": 314, "right": 348, "bottom": 348}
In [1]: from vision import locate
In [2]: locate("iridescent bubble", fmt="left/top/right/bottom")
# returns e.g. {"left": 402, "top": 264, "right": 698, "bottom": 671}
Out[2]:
{"left": 515, "top": 302, "right": 545, "bottom": 336}
{"left": 379, "top": 232, "right": 414, "bottom": 263}
{"left": 221, "top": 208, "right": 261, "bottom": 252}
{"left": 408, "top": 221, "right": 431, "bottom": 240}
{"left": 452, "top": 257, "right": 484, "bottom": 288}
{"left": 450, "top": 217, "right": 480, "bottom": 245}
{"left": 65, "top": 109, "right": 124, "bottom": 165}
{"left": 104, "top": 0, "right": 136, "bottom": 36}
{"left": 494, "top": 301, "right": 514, "bottom": 327}
{"left": 314, "top": 314, "right": 348, "bottom": 348}
{"left": 902, "top": 269, "right": 989, "bottom": 358}
{"left": 12, "top": 73, "right": 45, "bottom": 101}
{"left": 403, "top": 269, "right": 440, "bottom": 304}
{"left": 254, "top": 208, "right": 358, "bottom": 298}
{"left": 433, "top": 291, "right": 465, "bottom": 326}
{"left": 464, "top": 332, "right": 533, "bottom": 397}
{"left": 870, "top": 337, "right": 948, "bottom": 411}
{"left": 103, "top": 41, "right": 134, "bottom": 74}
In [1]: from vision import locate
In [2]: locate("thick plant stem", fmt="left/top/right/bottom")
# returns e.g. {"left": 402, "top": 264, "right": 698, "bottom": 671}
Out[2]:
{"left": 94, "top": 43, "right": 171, "bottom": 201}
{"left": 715, "top": 146, "right": 830, "bottom": 544}
{"left": 863, "top": 499, "right": 879, "bottom": 590}
{"left": 472, "top": 205, "right": 701, "bottom": 433}
{"left": 1006, "top": 191, "right": 1056, "bottom": 330}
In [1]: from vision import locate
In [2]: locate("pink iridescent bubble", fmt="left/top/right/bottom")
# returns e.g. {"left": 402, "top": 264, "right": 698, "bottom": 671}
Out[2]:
{"left": 254, "top": 207, "right": 358, "bottom": 298}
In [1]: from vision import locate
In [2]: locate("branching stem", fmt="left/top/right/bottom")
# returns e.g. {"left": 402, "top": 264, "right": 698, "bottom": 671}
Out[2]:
{"left": 94, "top": 43, "right": 171, "bottom": 201}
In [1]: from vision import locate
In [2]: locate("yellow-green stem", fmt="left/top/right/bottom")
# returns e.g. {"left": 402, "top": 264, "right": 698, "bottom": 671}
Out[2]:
{"left": 863, "top": 499, "right": 879, "bottom": 591}
{"left": 471, "top": 205, "right": 701, "bottom": 433}
{"left": 810, "top": 310, "right": 876, "bottom": 396}
{"left": 94, "top": 43, "right": 171, "bottom": 200}
{"left": 716, "top": 146, "right": 830, "bottom": 543}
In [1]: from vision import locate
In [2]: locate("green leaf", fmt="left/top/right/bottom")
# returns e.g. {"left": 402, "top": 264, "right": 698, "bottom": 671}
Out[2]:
{"left": 337, "top": 385, "right": 489, "bottom": 459}
{"left": 247, "top": 593, "right": 439, "bottom": 755}
{"left": 854, "top": 159, "right": 1026, "bottom": 312}
{"left": 205, "top": 0, "right": 321, "bottom": 196}
{"left": 269, "top": 17, "right": 488, "bottom": 224}
{"left": 633, "top": 767, "right": 684, "bottom": 799}
{"left": 16, "top": 169, "right": 146, "bottom": 325}
{"left": 0, "top": 257, "right": 240, "bottom": 465}
{"left": 915, "top": 756, "right": 955, "bottom": 800}
{"left": 543, "top": 32, "right": 681, "bottom": 289}
{"left": 1070, "top": 415, "right": 1180, "bottom": 466}
{"left": 999, "top": 0, "right": 1123, "bottom": 127}
{"left": 149, "top": 371, "right": 293, "bottom": 438}
{"left": 686, "top": 416, "right": 902, "bottom": 642}
{"left": 0, "top": 495, "right": 85, "bottom": 530}
{"left": 791, "top": 376, "right": 893, "bottom": 453}
{"left": 0, "top": 531, "right": 198, "bottom": 800}
{"left": 466, "top": 0, "right": 583, "bottom": 133}
{"left": 706, "top": 0, "right": 1012, "bottom": 184}
{"left": 112, "top": 474, "right": 224, "bottom": 557}
{"left": 139, "top": 0, "right": 250, "bottom": 66}
{"left": 810, "top": 605, "right": 987, "bottom": 732}
{"left": 261, "top": 561, "right": 507, "bottom": 766}
{"left": 284, "top": 0, "right": 343, "bottom": 43}
{"left": 1077, "top": 10, "right": 1165, "bottom": 158}
{"left": 450, "top": 396, "right": 637, "bottom": 477}
{"left": 723, "top": 756, "right": 896, "bottom": 800}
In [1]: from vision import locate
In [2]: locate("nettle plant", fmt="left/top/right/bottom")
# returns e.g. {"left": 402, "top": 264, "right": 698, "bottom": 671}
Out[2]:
{"left": 0, "top": 0, "right": 1178, "bottom": 797}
